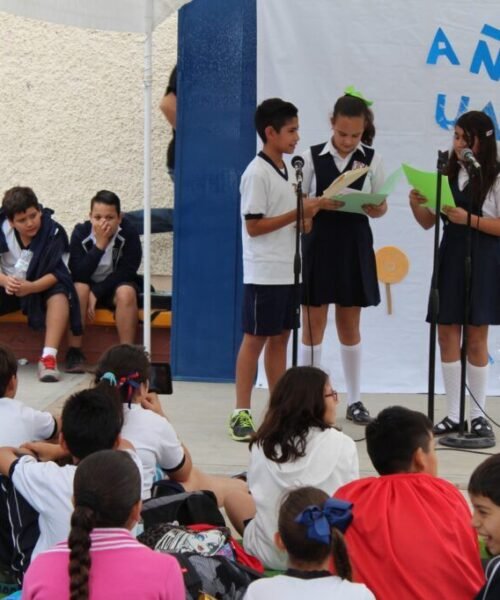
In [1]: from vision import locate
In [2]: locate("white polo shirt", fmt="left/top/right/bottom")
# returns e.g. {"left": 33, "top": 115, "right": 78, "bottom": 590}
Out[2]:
{"left": 11, "top": 450, "right": 144, "bottom": 561}
{"left": 240, "top": 154, "right": 296, "bottom": 285}
{"left": 0, "top": 397, "right": 56, "bottom": 447}
{"left": 245, "top": 574, "right": 375, "bottom": 600}
{"left": 121, "top": 404, "right": 185, "bottom": 499}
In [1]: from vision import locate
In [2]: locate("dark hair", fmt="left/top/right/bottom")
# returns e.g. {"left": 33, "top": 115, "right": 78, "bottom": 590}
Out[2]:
{"left": 2, "top": 187, "right": 40, "bottom": 220}
{"left": 255, "top": 98, "right": 298, "bottom": 143}
{"left": 468, "top": 454, "right": 500, "bottom": 506}
{"left": 332, "top": 95, "right": 376, "bottom": 146}
{"left": 90, "top": 190, "right": 121, "bottom": 214}
{"left": 446, "top": 111, "right": 500, "bottom": 209}
{"left": 94, "top": 344, "right": 150, "bottom": 404}
{"left": 61, "top": 389, "right": 123, "bottom": 460}
{"left": 68, "top": 450, "right": 141, "bottom": 600}
{"left": 279, "top": 486, "right": 352, "bottom": 580}
{"left": 250, "top": 366, "right": 331, "bottom": 463}
{"left": 366, "top": 406, "right": 433, "bottom": 475}
{"left": 0, "top": 344, "right": 17, "bottom": 397}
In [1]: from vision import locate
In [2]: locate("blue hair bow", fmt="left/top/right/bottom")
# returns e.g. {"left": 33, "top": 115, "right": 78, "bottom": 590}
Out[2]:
{"left": 295, "top": 498, "right": 353, "bottom": 545}
{"left": 100, "top": 371, "right": 117, "bottom": 386}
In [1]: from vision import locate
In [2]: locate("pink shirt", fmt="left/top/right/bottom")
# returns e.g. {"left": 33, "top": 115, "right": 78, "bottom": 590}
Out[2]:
{"left": 23, "top": 528, "right": 185, "bottom": 600}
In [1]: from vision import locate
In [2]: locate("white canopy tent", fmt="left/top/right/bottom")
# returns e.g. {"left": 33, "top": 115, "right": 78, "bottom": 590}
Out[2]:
{"left": 0, "top": 0, "right": 192, "bottom": 351}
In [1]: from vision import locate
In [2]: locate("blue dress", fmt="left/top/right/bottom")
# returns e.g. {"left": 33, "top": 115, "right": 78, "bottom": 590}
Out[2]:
{"left": 301, "top": 143, "right": 380, "bottom": 307}
{"left": 427, "top": 177, "right": 500, "bottom": 325}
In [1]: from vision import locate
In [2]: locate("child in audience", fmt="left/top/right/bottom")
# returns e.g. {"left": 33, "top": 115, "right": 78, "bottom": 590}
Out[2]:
{"left": 334, "top": 406, "right": 484, "bottom": 600}
{"left": 0, "top": 344, "right": 58, "bottom": 446}
{"left": 0, "top": 186, "right": 81, "bottom": 381}
{"left": 469, "top": 454, "right": 500, "bottom": 600}
{"left": 245, "top": 486, "right": 374, "bottom": 599}
{"left": 225, "top": 366, "right": 358, "bottom": 570}
{"left": 94, "top": 343, "right": 247, "bottom": 504}
{"left": 66, "top": 190, "right": 142, "bottom": 373}
{"left": 23, "top": 450, "right": 184, "bottom": 600}
{"left": 0, "top": 388, "right": 136, "bottom": 578}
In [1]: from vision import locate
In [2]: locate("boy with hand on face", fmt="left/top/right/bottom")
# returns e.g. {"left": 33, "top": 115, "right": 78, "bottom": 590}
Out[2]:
{"left": 66, "top": 190, "right": 142, "bottom": 372}
{"left": 0, "top": 187, "right": 81, "bottom": 382}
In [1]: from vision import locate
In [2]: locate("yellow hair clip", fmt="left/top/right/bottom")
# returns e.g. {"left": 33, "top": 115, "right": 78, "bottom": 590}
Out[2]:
{"left": 344, "top": 85, "right": 373, "bottom": 107}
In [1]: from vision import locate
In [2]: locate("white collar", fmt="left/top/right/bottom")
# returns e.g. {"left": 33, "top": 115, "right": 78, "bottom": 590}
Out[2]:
{"left": 319, "top": 139, "right": 366, "bottom": 161}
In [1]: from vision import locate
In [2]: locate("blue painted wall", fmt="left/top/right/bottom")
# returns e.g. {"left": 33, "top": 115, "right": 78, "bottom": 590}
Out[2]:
{"left": 171, "top": 0, "right": 256, "bottom": 381}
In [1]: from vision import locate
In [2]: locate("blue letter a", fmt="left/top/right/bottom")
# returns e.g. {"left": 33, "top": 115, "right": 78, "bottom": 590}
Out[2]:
{"left": 427, "top": 28, "right": 460, "bottom": 65}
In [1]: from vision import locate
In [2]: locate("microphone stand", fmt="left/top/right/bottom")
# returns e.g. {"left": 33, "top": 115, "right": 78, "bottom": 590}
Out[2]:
{"left": 292, "top": 178, "right": 303, "bottom": 367}
{"left": 441, "top": 165, "right": 495, "bottom": 449}
{"left": 427, "top": 150, "right": 448, "bottom": 422}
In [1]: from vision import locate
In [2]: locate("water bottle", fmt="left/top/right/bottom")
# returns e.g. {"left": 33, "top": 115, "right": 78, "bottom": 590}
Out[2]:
{"left": 13, "top": 249, "right": 33, "bottom": 280}
{"left": 6, "top": 249, "right": 34, "bottom": 295}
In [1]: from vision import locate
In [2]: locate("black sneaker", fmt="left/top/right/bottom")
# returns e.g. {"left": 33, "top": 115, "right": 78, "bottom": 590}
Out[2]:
{"left": 471, "top": 417, "right": 495, "bottom": 439}
{"left": 229, "top": 409, "right": 256, "bottom": 442}
{"left": 64, "top": 347, "right": 86, "bottom": 374}
{"left": 346, "top": 401, "right": 374, "bottom": 425}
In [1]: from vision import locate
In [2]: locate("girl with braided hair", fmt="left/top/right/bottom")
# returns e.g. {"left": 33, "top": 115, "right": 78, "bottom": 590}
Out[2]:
{"left": 245, "top": 486, "right": 374, "bottom": 599}
{"left": 22, "top": 449, "right": 184, "bottom": 599}
{"left": 95, "top": 343, "right": 246, "bottom": 504}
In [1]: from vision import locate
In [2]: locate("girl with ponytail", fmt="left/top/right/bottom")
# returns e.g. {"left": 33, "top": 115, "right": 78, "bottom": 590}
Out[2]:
{"left": 22, "top": 449, "right": 184, "bottom": 599}
{"left": 245, "top": 486, "right": 374, "bottom": 599}
{"left": 299, "top": 87, "right": 387, "bottom": 426}
{"left": 95, "top": 343, "right": 246, "bottom": 504}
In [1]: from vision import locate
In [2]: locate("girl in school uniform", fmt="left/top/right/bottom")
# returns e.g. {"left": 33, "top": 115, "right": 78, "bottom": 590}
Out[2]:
{"left": 409, "top": 111, "right": 500, "bottom": 439}
{"left": 300, "top": 88, "right": 387, "bottom": 425}
{"left": 22, "top": 450, "right": 184, "bottom": 599}
{"left": 224, "top": 366, "right": 359, "bottom": 570}
{"left": 244, "top": 486, "right": 375, "bottom": 600}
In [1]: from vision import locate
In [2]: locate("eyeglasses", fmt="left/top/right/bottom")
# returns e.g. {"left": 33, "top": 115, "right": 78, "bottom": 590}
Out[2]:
{"left": 324, "top": 391, "right": 339, "bottom": 402}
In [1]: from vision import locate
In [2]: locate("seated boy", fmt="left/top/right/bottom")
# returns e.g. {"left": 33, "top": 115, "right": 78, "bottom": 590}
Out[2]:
{"left": 469, "top": 454, "right": 500, "bottom": 599}
{"left": 334, "top": 406, "right": 484, "bottom": 600}
{"left": 0, "top": 344, "right": 58, "bottom": 446}
{"left": 66, "top": 190, "right": 142, "bottom": 372}
{"left": 0, "top": 187, "right": 81, "bottom": 382}
{"left": 0, "top": 388, "right": 137, "bottom": 579}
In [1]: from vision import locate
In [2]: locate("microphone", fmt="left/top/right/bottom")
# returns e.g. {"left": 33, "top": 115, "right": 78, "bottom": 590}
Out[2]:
{"left": 291, "top": 155, "right": 305, "bottom": 182}
{"left": 459, "top": 148, "right": 480, "bottom": 171}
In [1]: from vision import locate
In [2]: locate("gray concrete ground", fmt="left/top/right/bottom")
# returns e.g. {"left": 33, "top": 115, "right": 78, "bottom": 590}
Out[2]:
{"left": 16, "top": 364, "right": 500, "bottom": 492}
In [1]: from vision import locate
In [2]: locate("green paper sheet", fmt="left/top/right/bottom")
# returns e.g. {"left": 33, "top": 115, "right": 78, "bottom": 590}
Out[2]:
{"left": 332, "top": 168, "right": 402, "bottom": 215}
{"left": 402, "top": 164, "right": 455, "bottom": 210}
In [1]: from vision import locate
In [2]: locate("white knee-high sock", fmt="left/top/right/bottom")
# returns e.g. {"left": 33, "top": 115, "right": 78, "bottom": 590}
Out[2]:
{"left": 299, "top": 343, "right": 322, "bottom": 368}
{"left": 441, "top": 360, "right": 461, "bottom": 423}
{"left": 340, "top": 342, "right": 361, "bottom": 406}
{"left": 467, "top": 361, "right": 489, "bottom": 421}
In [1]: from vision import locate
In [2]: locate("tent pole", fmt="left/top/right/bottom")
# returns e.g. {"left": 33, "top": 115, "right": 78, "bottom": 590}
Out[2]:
{"left": 143, "top": 0, "right": 153, "bottom": 353}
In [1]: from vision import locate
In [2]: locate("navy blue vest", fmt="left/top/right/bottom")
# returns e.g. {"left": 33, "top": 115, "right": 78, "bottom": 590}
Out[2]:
{"left": 310, "top": 142, "right": 375, "bottom": 196}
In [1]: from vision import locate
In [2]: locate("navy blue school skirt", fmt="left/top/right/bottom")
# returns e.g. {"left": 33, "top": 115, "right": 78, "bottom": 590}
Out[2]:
{"left": 301, "top": 210, "right": 380, "bottom": 307}
{"left": 426, "top": 221, "right": 500, "bottom": 325}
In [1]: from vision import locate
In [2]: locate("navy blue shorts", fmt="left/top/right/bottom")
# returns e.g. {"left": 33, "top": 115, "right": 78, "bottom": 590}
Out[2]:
{"left": 242, "top": 284, "right": 298, "bottom": 336}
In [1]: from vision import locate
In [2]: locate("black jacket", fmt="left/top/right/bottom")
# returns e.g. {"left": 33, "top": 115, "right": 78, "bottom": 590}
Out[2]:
{"left": 0, "top": 207, "right": 82, "bottom": 334}
{"left": 68, "top": 215, "right": 142, "bottom": 299}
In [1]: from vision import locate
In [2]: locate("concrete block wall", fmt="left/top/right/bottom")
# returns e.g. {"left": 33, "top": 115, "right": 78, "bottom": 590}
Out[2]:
{"left": 0, "top": 10, "right": 177, "bottom": 275}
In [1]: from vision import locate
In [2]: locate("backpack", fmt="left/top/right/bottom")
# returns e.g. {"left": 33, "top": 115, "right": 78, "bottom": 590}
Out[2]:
{"left": 169, "top": 552, "right": 261, "bottom": 600}
{"left": 141, "top": 487, "right": 226, "bottom": 529}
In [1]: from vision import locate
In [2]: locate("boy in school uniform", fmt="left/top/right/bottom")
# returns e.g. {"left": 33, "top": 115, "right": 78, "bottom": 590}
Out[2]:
{"left": 0, "top": 388, "right": 139, "bottom": 580}
{"left": 65, "top": 190, "right": 142, "bottom": 372}
{"left": 334, "top": 406, "right": 484, "bottom": 600}
{"left": 0, "top": 187, "right": 81, "bottom": 382}
{"left": 229, "top": 98, "right": 321, "bottom": 441}
{"left": 0, "top": 344, "right": 59, "bottom": 447}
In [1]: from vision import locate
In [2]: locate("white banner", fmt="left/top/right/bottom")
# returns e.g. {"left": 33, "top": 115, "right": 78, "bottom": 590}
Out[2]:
{"left": 257, "top": 0, "right": 500, "bottom": 393}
